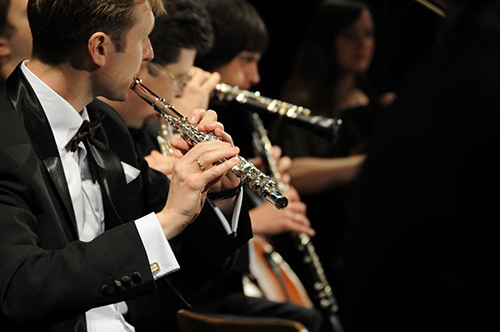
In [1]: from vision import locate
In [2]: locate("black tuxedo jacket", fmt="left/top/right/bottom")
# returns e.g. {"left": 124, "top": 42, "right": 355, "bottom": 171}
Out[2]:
{"left": 0, "top": 65, "right": 252, "bottom": 332}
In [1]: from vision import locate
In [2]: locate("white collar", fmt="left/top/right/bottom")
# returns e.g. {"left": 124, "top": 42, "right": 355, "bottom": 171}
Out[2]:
{"left": 21, "top": 61, "right": 90, "bottom": 152}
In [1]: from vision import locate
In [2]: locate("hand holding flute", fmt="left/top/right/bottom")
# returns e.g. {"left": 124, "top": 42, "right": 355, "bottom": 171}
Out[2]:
{"left": 155, "top": 108, "right": 242, "bottom": 239}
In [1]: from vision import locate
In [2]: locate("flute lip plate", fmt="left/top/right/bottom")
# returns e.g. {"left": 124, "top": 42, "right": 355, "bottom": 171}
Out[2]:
{"left": 131, "top": 76, "right": 142, "bottom": 88}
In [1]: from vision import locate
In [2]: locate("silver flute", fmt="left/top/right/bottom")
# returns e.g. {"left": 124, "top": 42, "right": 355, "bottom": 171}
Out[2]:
{"left": 212, "top": 83, "right": 343, "bottom": 142}
{"left": 131, "top": 77, "right": 288, "bottom": 210}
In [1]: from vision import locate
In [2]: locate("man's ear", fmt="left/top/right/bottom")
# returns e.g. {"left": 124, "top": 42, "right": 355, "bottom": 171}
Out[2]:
{"left": 88, "top": 32, "right": 110, "bottom": 67}
{"left": 0, "top": 36, "right": 12, "bottom": 58}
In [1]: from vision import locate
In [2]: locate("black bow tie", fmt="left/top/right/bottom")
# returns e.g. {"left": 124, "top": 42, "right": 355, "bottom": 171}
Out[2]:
{"left": 69, "top": 115, "right": 104, "bottom": 152}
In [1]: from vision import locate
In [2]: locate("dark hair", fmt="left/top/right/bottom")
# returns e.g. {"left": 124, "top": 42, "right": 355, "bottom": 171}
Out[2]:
{"left": 27, "top": 0, "right": 165, "bottom": 65}
{"left": 281, "top": 0, "right": 370, "bottom": 116}
{"left": 194, "top": 0, "right": 268, "bottom": 72}
{"left": 149, "top": 0, "right": 213, "bottom": 67}
{"left": 0, "top": 0, "right": 11, "bottom": 37}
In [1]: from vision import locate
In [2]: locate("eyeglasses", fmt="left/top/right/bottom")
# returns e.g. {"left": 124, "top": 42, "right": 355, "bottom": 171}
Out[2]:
{"left": 150, "top": 62, "right": 192, "bottom": 87}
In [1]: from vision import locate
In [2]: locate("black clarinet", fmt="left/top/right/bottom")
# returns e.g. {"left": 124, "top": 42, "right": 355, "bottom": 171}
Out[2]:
{"left": 247, "top": 111, "right": 344, "bottom": 332}
{"left": 212, "top": 83, "right": 343, "bottom": 142}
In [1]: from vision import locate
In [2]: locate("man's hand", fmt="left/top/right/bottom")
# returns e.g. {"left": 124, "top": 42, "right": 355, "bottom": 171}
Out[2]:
{"left": 144, "top": 150, "right": 179, "bottom": 178}
{"left": 172, "top": 67, "right": 221, "bottom": 116}
{"left": 250, "top": 186, "right": 315, "bottom": 237}
{"left": 156, "top": 108, "right": 242, "bottom": 238}
{"left": 156, "top": 140, "right": 240, "bottom": 239}
{"left": 170, "top": 108, "right": 241, "bottom": 192}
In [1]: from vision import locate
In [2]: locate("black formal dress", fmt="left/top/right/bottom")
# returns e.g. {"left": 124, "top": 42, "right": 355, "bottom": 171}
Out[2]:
{"left": 342, "top": 2, "right": 500, "bottom": 331}
{"left": 0, "top": 65, "right": 252, "bottom": 332}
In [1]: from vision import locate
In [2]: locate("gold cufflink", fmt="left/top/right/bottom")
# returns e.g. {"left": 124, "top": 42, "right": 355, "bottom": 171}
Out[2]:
{"left": 150, "top": 262, "right": 160, "bottom": 274}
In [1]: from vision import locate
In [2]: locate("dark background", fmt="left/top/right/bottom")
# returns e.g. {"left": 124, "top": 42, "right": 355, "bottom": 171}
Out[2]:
{"left": 248, "top": 0, "right": 446, "bottom": 99}
{"left": 244, "top": 0, "right": 448, "bottom": 320}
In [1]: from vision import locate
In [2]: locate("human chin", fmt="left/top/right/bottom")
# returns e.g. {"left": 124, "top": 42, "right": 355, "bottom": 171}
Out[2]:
{"left": 111, "top": 87, "right": 130, "bottom": 102}
{"left": 119, "top": 75, "right": 140, "bottom": 100}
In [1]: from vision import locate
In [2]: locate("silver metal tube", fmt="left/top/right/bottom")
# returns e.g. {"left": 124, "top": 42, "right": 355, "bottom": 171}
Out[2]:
{"left": 131, "top": 78, "right": 288, "bottom": 210}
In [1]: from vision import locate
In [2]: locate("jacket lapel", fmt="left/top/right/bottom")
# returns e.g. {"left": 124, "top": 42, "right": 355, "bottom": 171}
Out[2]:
{"left": 6, "top": 66, "right": 79, "bottom": 239}
{"left": 7, "top": 65, "right": 129, "bottom": 233}
{"left": 85, "top": 105, "right": 128, "bottom": 228}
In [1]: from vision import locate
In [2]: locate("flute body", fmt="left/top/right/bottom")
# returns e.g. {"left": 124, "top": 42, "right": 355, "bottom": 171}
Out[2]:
{"left": 131, "top": 78, "right": 288, "bottom": 210}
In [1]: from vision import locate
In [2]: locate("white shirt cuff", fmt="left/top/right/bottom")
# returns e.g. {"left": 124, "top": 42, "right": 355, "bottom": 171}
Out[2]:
{"left": 208, "top": 188, "right": 244, "bottom": 235}
{"left": 134, "top": 212, "right": 180, "bottom": 279}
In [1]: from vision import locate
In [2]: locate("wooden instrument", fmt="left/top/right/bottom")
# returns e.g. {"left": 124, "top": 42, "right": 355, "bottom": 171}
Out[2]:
{"left": 246, "top": 234, "right": 314, "bottom": 307}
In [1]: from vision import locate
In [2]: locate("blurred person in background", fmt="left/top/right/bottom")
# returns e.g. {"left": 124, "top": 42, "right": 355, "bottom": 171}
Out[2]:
{"left": 343, "top": 0, "right": 498, "bottom": 331}
{"left": 0, "top": 0, "right": 31, "bottom": 85}
{"left": 270, "top": 0, "right": 395, "bottom": 312}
